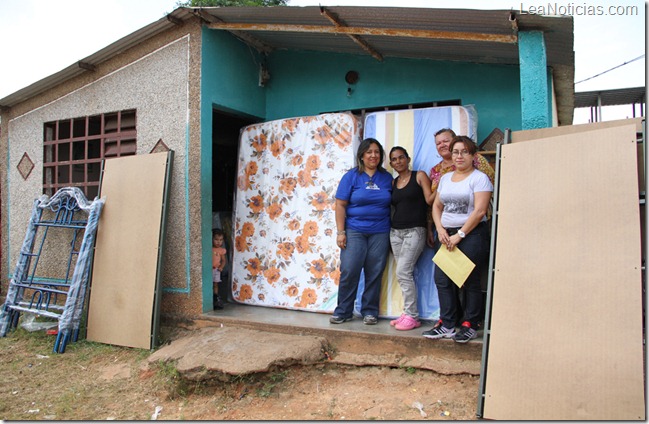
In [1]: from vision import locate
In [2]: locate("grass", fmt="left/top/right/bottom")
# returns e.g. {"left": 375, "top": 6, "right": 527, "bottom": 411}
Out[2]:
{"left": 154, "top": 359, "right": 189, "bottom": 399}
{"left": 156, "top": 359, "right": 181, "bottom": 380}
{"left": 2, "top": 326, "right": 294, "bottom": 405}
{"left": 328, "top": 396, "right": 337, "bottom": 418}
{"left": 397, "top": 363, "right": 417, "bottom": 374}
{"left": 256, "top": 370, "right": 289, "bottom": 398}
{"left": 1, "top": 326, "right": 52, "bottom": 351}
{"left": 0, "top": 322, "right": 481, "bottom": 420}
{"left": 0, "top": 325, "right": 157, "bottom": 420}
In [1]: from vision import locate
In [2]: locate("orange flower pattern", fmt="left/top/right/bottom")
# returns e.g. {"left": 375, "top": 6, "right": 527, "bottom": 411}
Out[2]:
{"left": 295, "top": 287, "right": 318, "bottom": 308}
{"left": 241, "top": 222, "right": 255, "bottom": 237}
{"left": 287, "top": 219, "right": 300, "bottom": 231}
{"left": 246, "top": 257, "right": 262, "bottom": 277}
{"left": 232, "top": 114, "right": 360, "bottom": 311}
{"left": 249, "top": 195, "right": 264, "bottom": 214}
{"left": 270, "top": 137, "right": 286, "bottom": 158}
{"left": 303, "top": 221, "right": 319, "bottom": 237}
{"left": 263, "top": 267, "right": 281, "bottom": 285}
{"left": 309, "top": 259, "right": 327, "bottom": 279}
{"left": 276, "top": 242, "right": 295, "bottom": 260}
{"left": 279, "top": 177, "right": 297, "bottom": 196}
{"left": 266, "top": 202, "right": 283, "bottom": 220}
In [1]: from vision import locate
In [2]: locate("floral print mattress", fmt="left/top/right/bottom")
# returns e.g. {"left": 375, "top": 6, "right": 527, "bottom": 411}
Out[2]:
{"left": 231, "top": 113, "right": 360, "bottom": 312}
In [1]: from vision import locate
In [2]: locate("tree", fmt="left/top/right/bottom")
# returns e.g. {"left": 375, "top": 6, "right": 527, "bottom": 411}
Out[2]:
{"left": 175, "top": 0, "right": 288, "bottom": 7}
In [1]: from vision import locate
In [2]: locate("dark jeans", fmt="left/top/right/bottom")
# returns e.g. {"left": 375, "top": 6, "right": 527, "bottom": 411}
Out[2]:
{"left": 434, "top": 221, "right": 489, "bottom": 329}
{"left": 334, "top": 230, "right": 390, "bottom": 318}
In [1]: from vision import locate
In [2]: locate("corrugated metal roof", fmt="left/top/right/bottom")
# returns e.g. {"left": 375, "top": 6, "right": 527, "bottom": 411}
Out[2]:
{"left": 195, "top": 6, "right": 574, "bottom": 65}
{"left": 574, "top": 86, "right": 645, "bottom": 108}
{"left": 0, "top": 6, "right": 575, "bottom": 123}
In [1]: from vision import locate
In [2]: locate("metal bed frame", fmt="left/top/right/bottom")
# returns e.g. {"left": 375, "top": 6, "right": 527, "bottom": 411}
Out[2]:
{"left": 0, "top": 187, "right": 104, "bottom": 353}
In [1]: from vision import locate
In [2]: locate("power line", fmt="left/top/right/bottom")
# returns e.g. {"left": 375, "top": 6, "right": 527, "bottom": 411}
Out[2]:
{"left": 575, "top": 54, "right": 645, "bottom": 84}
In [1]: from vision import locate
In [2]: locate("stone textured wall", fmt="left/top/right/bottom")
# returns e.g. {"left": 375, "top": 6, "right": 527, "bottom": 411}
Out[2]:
{"left": 0, "top": 20, "right": 205, "bottom": 319}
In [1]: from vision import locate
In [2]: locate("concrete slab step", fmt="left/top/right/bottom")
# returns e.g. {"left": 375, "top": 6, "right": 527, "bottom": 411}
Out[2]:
{"left": 163, "top": 302, "right": 483, "bottom": 376}
{"left": 148, "top": 326, "right": 329, "bottom": 381}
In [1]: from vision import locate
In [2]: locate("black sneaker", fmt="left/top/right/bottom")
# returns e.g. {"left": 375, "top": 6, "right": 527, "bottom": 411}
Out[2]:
{"left": 213, "top": 294, "right": 224, "bottom": 310}
{"left": 362, "top": 315, "right": 378, "bottom": 325}
{"left": 453, "top": 321, "right": 477, "bottom": 343}
{"left": 329, "top": 315, "right": 353, "bottom": 324}
{"left": 422, "top": 320, "right": 456, "bottom": 339}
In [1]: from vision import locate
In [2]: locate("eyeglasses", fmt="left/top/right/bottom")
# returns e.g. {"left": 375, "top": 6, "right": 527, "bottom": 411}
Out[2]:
{"left": 389, "top": 155, "right": 407, "bottom": 162}
{"left": 451, "top": 150, "right": 472, "bottom": 157}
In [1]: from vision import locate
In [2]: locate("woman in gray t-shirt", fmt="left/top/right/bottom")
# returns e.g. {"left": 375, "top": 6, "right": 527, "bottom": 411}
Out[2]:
{"left": 423, "top": 136, "right": 493, "bottom": 343}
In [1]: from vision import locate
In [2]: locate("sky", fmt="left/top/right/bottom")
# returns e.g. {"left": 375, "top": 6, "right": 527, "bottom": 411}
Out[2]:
{"left": 0, "top": 0, "right": 645, "bottom": 124}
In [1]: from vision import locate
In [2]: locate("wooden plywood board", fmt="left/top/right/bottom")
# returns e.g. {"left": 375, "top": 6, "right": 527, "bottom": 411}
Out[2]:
{"left": 512, "top": 118, "right": 645, "bottom": 192}
{"left": 511, "top": 117, "right": 643, "bottom": 142}
{"left": 482, "top": 124, "right": 645, "bottom": 420}
{"left": 87, "top": 152, "right": 170, "bottom": 349}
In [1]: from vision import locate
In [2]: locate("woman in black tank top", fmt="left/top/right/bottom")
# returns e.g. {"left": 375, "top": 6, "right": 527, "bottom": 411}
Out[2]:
{"left": 388, "top": 147, "right": 434, "bottom": 331}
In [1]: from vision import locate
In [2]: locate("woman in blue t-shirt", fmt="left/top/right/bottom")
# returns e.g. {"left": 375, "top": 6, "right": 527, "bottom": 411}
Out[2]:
{"left": 331, "top": 138, "right": 392, "bottom": 325}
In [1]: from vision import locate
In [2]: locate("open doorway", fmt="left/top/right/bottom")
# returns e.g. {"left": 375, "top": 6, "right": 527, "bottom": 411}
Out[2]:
{"left": 211, "top": 109, "right": 258, "bottom": 309}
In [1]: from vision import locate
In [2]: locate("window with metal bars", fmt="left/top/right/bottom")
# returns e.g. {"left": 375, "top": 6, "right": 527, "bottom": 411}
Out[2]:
{"left": 43, "top": 110, "right": 137, "bottom": 199}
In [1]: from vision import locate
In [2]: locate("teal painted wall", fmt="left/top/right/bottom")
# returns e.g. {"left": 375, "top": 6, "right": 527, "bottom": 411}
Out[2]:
{"left": 518, "top": 31, "right": 552, "bottom": 129}
{"left": 201, "top": 31, "right": 526, "bottom": 142}
{"left": 201, "top": 30, "right": 267, "bottom": 118}
{"left": 265, "top": 50, "right": 523, "bottom": 142}
{"left": 200, "top": 30, "right": 266, "bottom": 311}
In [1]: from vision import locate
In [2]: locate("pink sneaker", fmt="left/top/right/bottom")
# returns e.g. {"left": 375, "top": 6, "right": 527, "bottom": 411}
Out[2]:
{"left": 390, "top": 314, "right": 406, "bottom": 326}
{"left": 395, "top": 315, "right": 421, "bottom": 331}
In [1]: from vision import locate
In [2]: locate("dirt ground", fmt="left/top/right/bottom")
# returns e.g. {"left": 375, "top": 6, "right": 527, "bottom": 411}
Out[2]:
{"left": 0, "top": 326, "right": 480, "bottom": 421}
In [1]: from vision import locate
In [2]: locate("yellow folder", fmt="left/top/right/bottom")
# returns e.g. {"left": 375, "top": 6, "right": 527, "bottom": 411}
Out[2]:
{"left": 432, "top": 246, "right": 475, "bottom": 288}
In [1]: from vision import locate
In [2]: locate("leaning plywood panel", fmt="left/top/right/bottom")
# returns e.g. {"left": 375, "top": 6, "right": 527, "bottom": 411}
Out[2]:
{"left": 232, "top": 114, "right": 360, "bottom": 311}
{"left": 363, "top": 105, "right": 478, "bottom": 319}
{"left": 510, "top": 117, "right": 643, "bottom": 142}
{"left": 511, "top": 118, "right": 645, "bottom": 193}
{"left": 87, "top": 152, "right": 172, "bottom": 349}
{"left": 482, "top": 124, "right": 645, "bottom": 420}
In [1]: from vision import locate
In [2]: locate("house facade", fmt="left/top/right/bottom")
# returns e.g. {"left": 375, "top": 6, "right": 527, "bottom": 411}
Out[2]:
{"left": 0, "top": 6, "right": 574, "bottom": 318}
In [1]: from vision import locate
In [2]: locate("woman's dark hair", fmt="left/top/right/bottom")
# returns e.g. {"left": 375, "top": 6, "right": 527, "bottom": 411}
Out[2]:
{"left": 356, "top": 138, "right": 386, "bottom": 173}
{"left": 389, "top": 146, "right": 409, "bottom": 159}
{"left": 449, "top": 136, "right": 478, "bottom": 156}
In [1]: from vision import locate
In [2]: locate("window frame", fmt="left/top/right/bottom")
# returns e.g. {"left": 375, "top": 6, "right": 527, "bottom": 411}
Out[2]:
{"left": 43, "top": 110, "right": 137, "bottom": 199}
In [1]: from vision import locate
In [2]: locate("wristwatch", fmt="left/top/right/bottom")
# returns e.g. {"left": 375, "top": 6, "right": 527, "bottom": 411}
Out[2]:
{"left": 457, "top": 230, "right": 466, "bottom": 238}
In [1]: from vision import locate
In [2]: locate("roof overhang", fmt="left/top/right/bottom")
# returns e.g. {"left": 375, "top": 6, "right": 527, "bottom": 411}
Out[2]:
{"left": 0, "top": 5, "right": 575, "bottom": 124}
{"left": 574, "top": 86, "right": 646, "bottom": 108}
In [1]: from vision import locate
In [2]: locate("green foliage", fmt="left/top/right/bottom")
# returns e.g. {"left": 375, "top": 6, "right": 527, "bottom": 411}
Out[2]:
{"left": 153, "top": 360, "right": 211, "bottom": 399}
{"left": 4, "top": 326, "right": 51, "bottom": 351}
{"left": 327, "top": 397, "right": 336, "bottom": 418}
{"left": 156, "top": 360, "right": 181, "bottom": 380}
{"left": 154, "top": 360, "right": 189, "bottom": 398}
{"left": 175, "top": 0, "right": 288, "bottom": 7}
{"left": 397, "top": 363, "right": 417, "bottom": 374}
{"left": 256, "top": 370, "right": 288, "bottom": 397}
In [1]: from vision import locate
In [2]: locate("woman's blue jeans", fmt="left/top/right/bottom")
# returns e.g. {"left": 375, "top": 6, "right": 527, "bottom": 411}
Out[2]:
{"left": 334, "top": 229, "right": 390, "bottom": 318}
{"left": 434, "top": 222, "right": 489, "bottom": 329}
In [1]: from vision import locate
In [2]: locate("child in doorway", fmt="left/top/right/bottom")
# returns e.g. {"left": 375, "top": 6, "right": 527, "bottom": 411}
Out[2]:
{"left": 212, "top": 229, "right": 227, "bottom": 310}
